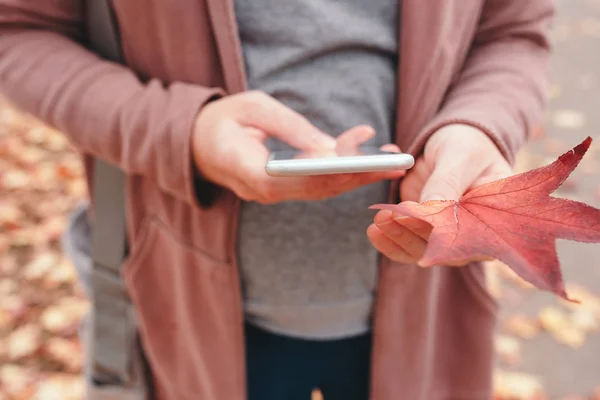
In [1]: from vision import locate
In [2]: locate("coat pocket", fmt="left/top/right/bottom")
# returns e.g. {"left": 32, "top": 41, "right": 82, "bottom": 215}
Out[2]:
{"left": 122, "top": 216, "right": 245, "bottom": 400}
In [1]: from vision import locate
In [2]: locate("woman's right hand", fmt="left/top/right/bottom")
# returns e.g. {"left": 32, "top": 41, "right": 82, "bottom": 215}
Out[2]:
{"left": 192, "top": 91, "right": 405, "bottom": 204}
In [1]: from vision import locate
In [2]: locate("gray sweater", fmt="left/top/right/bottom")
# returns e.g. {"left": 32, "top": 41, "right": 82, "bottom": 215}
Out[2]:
{"left": 235, "top": 0, "right": 399, "bottom": 339}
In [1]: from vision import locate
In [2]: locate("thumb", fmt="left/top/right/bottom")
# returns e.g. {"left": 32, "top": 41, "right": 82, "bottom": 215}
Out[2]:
{"left": 239, "top": 92, "right": 337, "bottom": 151}
{"left": 419, "top": 154, "right": 482, "bottom": 203}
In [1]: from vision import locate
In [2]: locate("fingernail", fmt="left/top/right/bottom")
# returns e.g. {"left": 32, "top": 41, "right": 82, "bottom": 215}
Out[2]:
{"left": 312, "top": 130, "right": 337, "bottom": 149}
{"left": 363, "top": 126, "right": 376, "bottom": 136}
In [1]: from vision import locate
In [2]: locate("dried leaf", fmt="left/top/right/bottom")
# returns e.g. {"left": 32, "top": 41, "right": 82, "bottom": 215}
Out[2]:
{"left": 495, "top": 335, "right": 521, "bottom": 365}
{"left": 7, "top": 324, "right": 41, "bottom": 360}
{"left": 1, "top": 169, "right": 31, "bottom": 190}
{"left": 33, "top": 373, "right": 85, "bottom": 400}
{"left": 493, "top": 370, "right": 547, "bottom": 400}
{"left": 570, "top": 308, "right": 599, "bottom": 333}
{"left": 0, "top": 278, "right": 17, "bottom": 296}
{"left": 0, "top": 308, "right": 13, "bottom": 330}
{"left": 45, "top": 132, "right": 69, "bottom": 152}
{"left": 1, "top": 295, "right": 28, "bottom": 319}
{"left": 0, "top": 338, "right": 6, "bottom": 359}
{"left": 38, "top": 216, "right": 67, "bottom": 244}
{"left": 551, "top": 110, "right": 586, "bottom": 129}
{"left": 504, "top": 315, "right": 541, "bottom": 339}
{"left": 56, "top": 158, "right": 83, "bottom": 179}
{"left": 24, "top": 127, "right": 48, "bottom": 145}
{"left": 0, "top": 364, "right": 35, "bottom": 396}
{"left": 371, "top": 138, "right": 600, "bottom": 301}
{"left": 41, "top": 297, "right": 87, "bottom": 335}
{"left": 0, "top": 203, "right": 23, "bottom": 230}
{"left": 67, "top": 179, "right": 87, "bottom": 198}
{"left": 44, "top": 258, "right": 78, "bottom": 289}
{"left": 538, "top": 307, "right": 585, "bottom": 348}
{"left": 23, "top": 251, "right": 58, "bottom": 281}
{"left": 18, "top": 146, "right": 45, "bottom": 164}
{"left": 43, "top": 337, "right": 83, "bottom": 372}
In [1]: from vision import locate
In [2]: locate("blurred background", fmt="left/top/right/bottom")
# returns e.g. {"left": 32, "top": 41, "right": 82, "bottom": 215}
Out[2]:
{"left": 1, "top": 0, "right": 600, "bottom": 399}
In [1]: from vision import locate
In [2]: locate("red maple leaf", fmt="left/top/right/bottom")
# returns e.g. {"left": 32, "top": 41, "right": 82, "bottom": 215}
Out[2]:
{"left": 371, "top": 137, "right": 600, "bottom": 301}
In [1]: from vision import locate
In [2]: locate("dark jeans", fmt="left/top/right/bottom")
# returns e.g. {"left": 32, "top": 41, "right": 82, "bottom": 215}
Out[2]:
{"left": 245, "top": 323, "right": 372, "bottom": 400}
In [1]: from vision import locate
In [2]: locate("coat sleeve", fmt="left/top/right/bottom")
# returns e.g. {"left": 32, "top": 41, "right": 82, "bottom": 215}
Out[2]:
{"left": 407, "top": 0, "right": 555, "bottom": 164}
{"left": 0, "top": 1, "right": 224, "bottom": 207}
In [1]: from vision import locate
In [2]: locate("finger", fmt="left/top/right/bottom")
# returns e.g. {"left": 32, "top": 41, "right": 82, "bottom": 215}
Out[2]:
{"left": 265, "top": 168, "right": 405, "bottom": 202}
{"left": 473, "top": 161, "right": 514, "bottom": 187}
{"left": 312, "top": 169, "right": 406, "bottom": 197}
{"left": 419, "top": 151, "right": 485, "bottom": 202}
{"left": 380, "top": 144, "right": 400, "bottom": 153}
{"left": 391, "top": 216, "right": 432, "bottom": 240}
{"left": 374, "top": 217, "right": 428, "bottom": 259}
{"left": 367, "top": 224, "right": 417, "bottom": 264}
{"left": 238, "top": 91, "right": 337, "bottom": 151}
{"left": 336, "top": 125, "right": 375, "bottom": 149}
{"left": 374, "top": 210, "right": 432, "bottom": 240}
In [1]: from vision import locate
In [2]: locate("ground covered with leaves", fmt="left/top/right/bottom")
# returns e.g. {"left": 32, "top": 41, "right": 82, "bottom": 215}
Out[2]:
{"left": 0, "top": 99, "right": 89, "bottom": 399}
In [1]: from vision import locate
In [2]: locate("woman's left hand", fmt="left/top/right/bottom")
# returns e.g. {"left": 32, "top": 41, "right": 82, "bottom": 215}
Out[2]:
{"left": 367, "top": 124, "right": 514, "bottom": 266}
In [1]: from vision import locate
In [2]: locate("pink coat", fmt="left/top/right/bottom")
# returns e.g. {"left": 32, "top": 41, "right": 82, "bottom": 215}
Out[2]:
{"left": 0, "top": 0, "right": 553, "bottom": 398}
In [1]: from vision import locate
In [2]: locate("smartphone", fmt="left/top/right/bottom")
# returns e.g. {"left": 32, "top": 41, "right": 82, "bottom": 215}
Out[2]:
{"left": 265, "top": 146, "right": 415, "bottom": 177}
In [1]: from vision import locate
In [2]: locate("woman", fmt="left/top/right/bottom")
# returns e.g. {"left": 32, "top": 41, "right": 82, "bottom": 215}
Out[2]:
{"left": 0, "top": 1, "right": 553, "bottom": 399}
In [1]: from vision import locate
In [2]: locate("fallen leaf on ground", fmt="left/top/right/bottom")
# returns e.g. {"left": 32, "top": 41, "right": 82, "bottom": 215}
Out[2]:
{"left": 495, "top": 335, "right": 521, "bottom": 365}
{"left": 0, "top": 338, "right": 6, "bottom": 359}
{"left": 44, "top": 258, "right": 78, "bottom": 289}
{"left": 503, "top": 315, "right": 541, "bottom": 339}
{"left": 538, "top": 307, "right": 585, "bottom": 348}
{"left": 0, "top": 203, "right": 23, "bottom": 230}
{"left": 33, "top": 373, "right": 85, "bottom": 400}
{"left": 7, "top": 324, "right": 41, "bottom": 360}
{"left": 0, "top": 278, "right": 17, "bottom": 296}
{"left": 371, "top": 138, "right": 600, "bottom": 301}
{"left": 552, "top": 109, "right": 586, "bottom": 129}
{"left": 0, "top": 309, "right": 12, "bottom": 330}
{"left": 570, "top": 308, "right": 599, "bottom": 333}
{"left": 0, "top": 364, "right": 35, "bottom": 397}
{"left": 41, "top": 297, "right": 87, "bottom": 335}
{"left": 23, "top": 251, "right": 58, "bottom": 281}
{"left": 43, "top": 337, "right": 83, "bottom": 372}
{"left": 1, "top": 295, "right": 27, "bottom": 319}
{"left": 1, "top": 169, "right": 31, "bottom": 190}
{"left": 493, "top": 370, "right": 547, "bottom": 400}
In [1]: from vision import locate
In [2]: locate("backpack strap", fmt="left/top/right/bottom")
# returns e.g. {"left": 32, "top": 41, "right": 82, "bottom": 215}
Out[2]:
{"left": 85, "top": 0, "right": 138, "bottom": 388}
